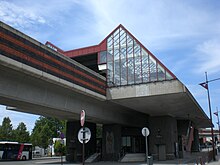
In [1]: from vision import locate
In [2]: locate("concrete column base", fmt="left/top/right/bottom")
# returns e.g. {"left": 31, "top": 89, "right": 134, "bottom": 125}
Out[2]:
{"left": 149, "top": 116, "right": 178, "bottom": 160}
{"left": 102, "top": 124, "right": 121, "bottom": 161}
{"left": 66, "top": 121, "right": 96, "bottom": 162}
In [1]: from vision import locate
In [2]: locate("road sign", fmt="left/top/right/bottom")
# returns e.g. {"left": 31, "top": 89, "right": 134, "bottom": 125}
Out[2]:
{"left": 78, "top": 127, "right": 91, "bottom": 144}
{"left": 142, "top": 127, "right": 150, "bottom": 137}
{"left": 80, "top": 110, "right": 85, "bottom": 127}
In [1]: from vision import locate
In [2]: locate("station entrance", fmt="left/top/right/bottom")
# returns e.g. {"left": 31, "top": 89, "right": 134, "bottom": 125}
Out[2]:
{"left": 121, "top": 136, "right": 145, "bottom": 153}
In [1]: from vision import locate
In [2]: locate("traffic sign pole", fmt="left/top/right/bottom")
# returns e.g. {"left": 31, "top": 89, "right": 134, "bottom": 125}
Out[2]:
{"left": 79, "top": 110, "right": 90, "bottom": 165}
{"left": 79, "top": 127, "right": 92, "bottom": 165}
{"left": 142, "top": 127, "right": 150, "bottom": 164}
{"left": 145, "top": 129, "right": 149, "bottom": 165}
{"left": 82, "top": 127, "right": 85, "bottom": 165}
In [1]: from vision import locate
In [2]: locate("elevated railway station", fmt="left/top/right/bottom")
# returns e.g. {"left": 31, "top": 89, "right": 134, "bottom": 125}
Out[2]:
{"left": 0, "top": 21, "right": 211, "bottom": 161}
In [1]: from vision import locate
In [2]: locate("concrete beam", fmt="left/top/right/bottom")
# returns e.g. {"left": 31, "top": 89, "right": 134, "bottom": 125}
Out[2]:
{"left": 107, "top": 81, "right": 211, "bottom": 128}
{"left": 107, "top": 80, "right": 186, "bottom": 100}
{"left": 0, "top": 64, "right": 147, "bottom": 127}
{"left": 0, "top": 55, "right": 106, "bottom": 100}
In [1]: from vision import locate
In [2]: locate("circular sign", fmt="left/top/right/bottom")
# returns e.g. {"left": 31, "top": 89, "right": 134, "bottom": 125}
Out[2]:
{"left": 142, "top": 127, "right": 150, "bottom": 137}
{"left": 80, "top": 110, "right": 85, "bottom": 127}
{"left": 78, "top": 127, "right": 91, "bottom": 144}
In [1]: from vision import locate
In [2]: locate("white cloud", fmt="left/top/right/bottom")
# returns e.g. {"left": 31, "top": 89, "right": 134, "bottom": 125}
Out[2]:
{"left": 1, "top": 0, "right": 219, "bottom": 51}
{"left": 0, "top": 0, "right": 82, "bottom": 27}
{"left": 193, "top": 39, "right": 220, "bottom": 74}
{"left": 1, "top": 0, "right": 219, "bottom": 49}
{"left": 0, "top": 1, "right": 46, "bottom": 29}
{"left": 82, "top": 0, "right": 220, "bottom": 51}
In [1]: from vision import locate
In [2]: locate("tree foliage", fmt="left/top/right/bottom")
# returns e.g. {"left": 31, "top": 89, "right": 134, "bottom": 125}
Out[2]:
{"left": 0, "top": 117, "right": 30, "bottom": 142}
{"left": 13, "top": 122, "right": 30, "bottom": 143}
{"left": 54, "top": 140, "right": 66, "bottom": 156}
{"left": 0, "top": 117, "right": 13, "bottom": 140}
{"left": 31, "top": 116, "right": 66, "bottom": 149}
{"left": 0, "top": 116, "right": 66, "bottom": 150}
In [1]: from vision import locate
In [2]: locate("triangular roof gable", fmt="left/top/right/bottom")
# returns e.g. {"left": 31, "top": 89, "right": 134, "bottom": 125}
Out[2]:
{"left": 100, "top": 24, "right": 176, "bottom": 85}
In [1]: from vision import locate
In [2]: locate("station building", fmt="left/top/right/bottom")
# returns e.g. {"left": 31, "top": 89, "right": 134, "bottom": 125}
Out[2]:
{"left": 45, "top": 25, "right": 211, "bottom": 161}
{"left": 0, "top": 22, "right": 211, "bottom": 161}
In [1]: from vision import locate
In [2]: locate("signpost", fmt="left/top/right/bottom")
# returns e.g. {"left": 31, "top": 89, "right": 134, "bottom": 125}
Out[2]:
{"left": 60, "top": 133, "right": 64, "bottom": 165}
{"left": 78, "top": 110, "right": 91, "bottom": 165}
{"left": 142, "top": 127, "right": 150, "bottom": 165}
{"left": 57, "top": 131, "right": 65, "bottom": 165}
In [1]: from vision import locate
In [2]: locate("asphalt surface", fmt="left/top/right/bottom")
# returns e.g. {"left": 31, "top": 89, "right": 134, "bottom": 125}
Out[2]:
{"left": 0, "top": 154, "right": 219, "bottom": 165}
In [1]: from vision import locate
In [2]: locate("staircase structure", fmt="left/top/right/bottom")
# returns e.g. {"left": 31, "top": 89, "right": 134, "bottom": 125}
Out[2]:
{"left": 120, "top": 153, "right": 145, "bottom": 162}
{"left": 85, "top": 153, "right": 101, "bottom": 163}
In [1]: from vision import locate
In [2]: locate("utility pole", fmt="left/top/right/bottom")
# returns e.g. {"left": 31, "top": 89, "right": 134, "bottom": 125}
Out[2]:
{"left": 199, "top": 72, "right": 216, "bottom": 161}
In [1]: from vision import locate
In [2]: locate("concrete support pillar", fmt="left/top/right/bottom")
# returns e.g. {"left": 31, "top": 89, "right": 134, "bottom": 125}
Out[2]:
{"left": 66, "top": 121, "right": 80, "bottom": 162}
{"left": 66, "top": 121, "right": 96, "bottom": 162}
{"left": 177, "top": 120, "right": 190, "bottom": 135}
{"left": 149, "top": 116, "right": 178, "bottom": 160}
{"left": 102, "top": 124, "right": 121, "bottom": 161}
{"left": 177, "top": 120, "right": 193, "bottom": 156}
{"left": 192, "top": 128, "right": 200, "bottom": 152}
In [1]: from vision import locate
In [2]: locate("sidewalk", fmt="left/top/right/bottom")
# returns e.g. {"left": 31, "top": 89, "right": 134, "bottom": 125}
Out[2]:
{"left": 206, "top": 154, "right": 220, "bottom": 165}
{"left": 34, "top": 153, "right": 220, "bottom": 165}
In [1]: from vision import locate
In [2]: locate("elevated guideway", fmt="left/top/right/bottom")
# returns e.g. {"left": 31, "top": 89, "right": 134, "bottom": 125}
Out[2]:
{"left": 0, "top": 21, "right": 106, "bottom": 100}
{"left": 0, "top": 21, "right": 148, "bottom": 127}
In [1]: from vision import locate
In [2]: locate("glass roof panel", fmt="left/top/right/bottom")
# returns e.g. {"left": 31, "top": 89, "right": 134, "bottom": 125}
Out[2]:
{"left": 106, "top": 26, "right": 175, "bottom": 87}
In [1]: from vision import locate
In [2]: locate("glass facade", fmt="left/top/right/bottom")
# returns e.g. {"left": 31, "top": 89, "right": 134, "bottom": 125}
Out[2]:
{"left": 103, "top": 27, "right": 175, "bottom": 87}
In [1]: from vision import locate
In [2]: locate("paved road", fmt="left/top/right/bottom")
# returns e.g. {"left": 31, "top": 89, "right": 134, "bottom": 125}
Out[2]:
{"left": 0, "top": 155, "right": 219, "bottom": 165}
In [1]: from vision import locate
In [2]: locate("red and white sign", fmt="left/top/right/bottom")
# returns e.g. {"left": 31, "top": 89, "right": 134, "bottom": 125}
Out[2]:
{"left": 80, "top": 110, "right": 85, "bottom": 127}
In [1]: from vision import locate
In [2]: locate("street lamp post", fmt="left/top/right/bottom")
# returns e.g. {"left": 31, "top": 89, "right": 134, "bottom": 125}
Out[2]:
{"left": 199, "top": 72, "right": 216, "bottom": 161}
{"left": 214, "top": 107, "right": 220, "bottom": 142}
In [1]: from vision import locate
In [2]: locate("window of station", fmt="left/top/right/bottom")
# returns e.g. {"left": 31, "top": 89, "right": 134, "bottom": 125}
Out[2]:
{"left": 106, "top": 27, "right": 175, "bottom": 87}
{"left": 122, "top": 136, "right": 131, "bottom": 149}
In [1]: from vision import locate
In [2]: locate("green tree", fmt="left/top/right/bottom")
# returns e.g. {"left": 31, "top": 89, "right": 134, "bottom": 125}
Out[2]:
{"left": 0, "top": 117, "right": 13, "bottom": 140}
{"left": 13, "top": 122, "right": 30, "bottom": 143}
{"left": 31, "top": 116, "right": 66, "bottom": 149}
{"left": 54, "top": 140, "right": 66, "bottom": 156}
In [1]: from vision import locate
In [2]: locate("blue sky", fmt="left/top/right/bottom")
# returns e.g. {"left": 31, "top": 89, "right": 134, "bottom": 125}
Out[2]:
{"left": 0, "top": 0, "right": 220, "bottom": 132}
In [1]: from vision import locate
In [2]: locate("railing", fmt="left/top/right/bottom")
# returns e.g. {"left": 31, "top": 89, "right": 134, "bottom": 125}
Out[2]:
{"left": 118, "top": 147, "right": 126, "bottom": 161}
